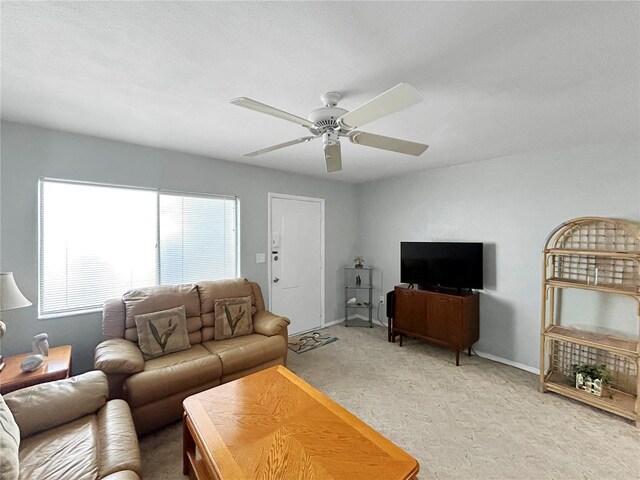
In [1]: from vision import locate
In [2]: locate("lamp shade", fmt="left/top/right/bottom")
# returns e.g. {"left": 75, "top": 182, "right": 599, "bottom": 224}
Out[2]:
{"left": 0, "top": 272, "right": 32, "bottom": 311}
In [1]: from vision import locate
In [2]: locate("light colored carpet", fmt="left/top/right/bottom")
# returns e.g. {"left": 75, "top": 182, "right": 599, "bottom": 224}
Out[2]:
{"left": 140, "top": 324, "right": 640, "bottom": 479}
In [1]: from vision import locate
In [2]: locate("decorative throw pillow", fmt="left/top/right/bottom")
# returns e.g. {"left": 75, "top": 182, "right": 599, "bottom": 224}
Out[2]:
{"left": 0, "top": 395, "right": 20, "bottom": 480}
{"left": 214, "top": 296, "right": 253, "bottom": 340}
{"left": 135, "top": 305, "right": 191, "bottom": 360}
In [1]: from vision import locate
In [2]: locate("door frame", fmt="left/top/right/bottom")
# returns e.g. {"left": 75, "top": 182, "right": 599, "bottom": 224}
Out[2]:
{"left": 267, "top": 192, "right": 325, "bottom": 331}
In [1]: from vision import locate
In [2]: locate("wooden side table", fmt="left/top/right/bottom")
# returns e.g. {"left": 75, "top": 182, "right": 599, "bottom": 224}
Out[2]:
{"left": 0, "top": 345, "right": 72, "bottom": 394}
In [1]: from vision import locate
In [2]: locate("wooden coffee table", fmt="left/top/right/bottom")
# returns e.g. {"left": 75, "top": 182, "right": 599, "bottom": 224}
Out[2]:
{"left": 183, "top": 365, "right": 419, "bottom": 480}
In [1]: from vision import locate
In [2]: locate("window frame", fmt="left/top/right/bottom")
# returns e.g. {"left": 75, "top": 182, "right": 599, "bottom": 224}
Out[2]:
{"left": 38, "top": 177, "right": 240, "bottom": 319}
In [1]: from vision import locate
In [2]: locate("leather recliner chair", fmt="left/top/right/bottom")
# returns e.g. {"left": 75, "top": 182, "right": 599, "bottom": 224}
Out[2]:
{"left": 2, "top": 371, "right": 141, "bottom": 480}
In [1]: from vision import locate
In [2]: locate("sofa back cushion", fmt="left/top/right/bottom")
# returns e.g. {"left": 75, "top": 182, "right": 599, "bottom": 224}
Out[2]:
{"left": 198, "top": 279, "right": 265, "bottom": 342}
{"left": 102, "top": 279, "right": 267, "bottom": 343}
{"left": 0, "top": 395, "right": 20, "bottom": 480}
{"left": 123, "top": 284, "right": 202, "bottom": 344}
{"left": 4, "top": 371, "right": 108, "bottom": 438}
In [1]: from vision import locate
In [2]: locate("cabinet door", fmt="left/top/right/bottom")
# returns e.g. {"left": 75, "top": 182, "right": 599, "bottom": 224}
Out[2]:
{"left": 425, "top": 294, "right": 462, "bottom": 345}
{"left": 394, "top": 289, "right": 426, "bottom": 334}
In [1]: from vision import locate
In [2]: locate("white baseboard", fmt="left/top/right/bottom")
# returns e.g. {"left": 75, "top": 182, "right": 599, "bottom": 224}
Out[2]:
{"left": 323, "top": 318, "right": 345, "bottom": 327}
{"left": 324, "top": 314, "right": 372, "bottom": 328}
{"left": 474, "top": 350, "right": 539, "bottom": 375}
{"left": 323, "top": 318, "right": 537, "bottom": 375}
{"left": 292, "top": 316, "right": 368, "bottom": 335}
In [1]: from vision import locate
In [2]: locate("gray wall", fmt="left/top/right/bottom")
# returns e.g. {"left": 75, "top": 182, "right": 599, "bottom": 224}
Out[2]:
{"left": 2, "top": 120, "right": 638, "bottom": 374}
{"left": 0, "top": 121, "right": 357, "bottom": 372}
{"left": 355, "top": 142, "right": 640, "bottom": 370}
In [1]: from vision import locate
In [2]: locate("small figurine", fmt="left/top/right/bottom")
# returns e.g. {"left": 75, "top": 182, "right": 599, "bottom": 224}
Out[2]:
{"left": 20, "top": 333, "right": 49, "bottom": 372}
{"left": 32, "top": 333, "right": 49, "bottom": 356}
{"left": 356, "top": 275, "right": 361, "bottom": 286}
{"left": 21, "top": 355, "right": 44, "bottom": 372}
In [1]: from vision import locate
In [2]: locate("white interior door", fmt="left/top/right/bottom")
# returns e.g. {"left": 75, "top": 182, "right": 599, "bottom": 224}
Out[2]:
{"left": 269, "top": 194, "right": 323, "bottom": 335}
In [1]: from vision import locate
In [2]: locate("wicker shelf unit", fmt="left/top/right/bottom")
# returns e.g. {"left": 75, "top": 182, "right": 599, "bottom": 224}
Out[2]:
{"left": 539, "top": 217, "right": 640, "bottom": 427}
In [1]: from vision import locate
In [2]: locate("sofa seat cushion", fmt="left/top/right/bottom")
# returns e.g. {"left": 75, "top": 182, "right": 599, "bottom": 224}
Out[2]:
{"left": 202, "top": 334, "right": 286, "bottom": 377}
{"left": 124, "top": 345, "right": 221, "bottom": 408}
{"left": 19, "top": 414, "right": 98, "bottom": 480}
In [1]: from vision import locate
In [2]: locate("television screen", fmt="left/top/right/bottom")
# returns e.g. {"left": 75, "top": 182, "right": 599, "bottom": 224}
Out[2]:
{"left": 401, "top": 242, "right": 483, "bottom": 289}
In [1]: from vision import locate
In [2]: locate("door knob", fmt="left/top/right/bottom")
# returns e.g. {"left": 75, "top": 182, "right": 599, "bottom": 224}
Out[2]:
{"left": 273, "top": 277, "right": 280, "bottom": 283}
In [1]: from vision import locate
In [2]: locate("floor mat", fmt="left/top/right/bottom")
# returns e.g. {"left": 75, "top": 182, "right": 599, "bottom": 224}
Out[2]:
{"left": 287, "top": 331, "right": 338, "bottom": 354}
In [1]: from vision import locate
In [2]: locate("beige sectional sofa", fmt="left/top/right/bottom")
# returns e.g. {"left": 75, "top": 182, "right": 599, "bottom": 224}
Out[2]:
{"left": 94, "top": 278, "right": 290, "bottom": 434}
{"left": 1, "top": 371, "right": 141, "bottom": 480}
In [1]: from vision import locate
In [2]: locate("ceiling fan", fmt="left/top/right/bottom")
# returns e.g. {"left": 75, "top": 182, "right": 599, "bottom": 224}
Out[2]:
{"left": 230, "top": 83, "right": 429, "bottom": 173}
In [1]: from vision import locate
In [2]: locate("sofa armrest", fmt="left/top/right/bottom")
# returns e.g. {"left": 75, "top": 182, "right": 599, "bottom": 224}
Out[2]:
{"left": 4, "top": 371, "right": 108, "bottom": 438}
{"left": 97, "top": 400, "right": 141, "bottom": 478}
{"left": 102, "top": 472, "right": 141, "bottom": 480}
{"left": 95, "top": 338, "right": 145, "bottom": 375}
{"left": 253, "top": 310, "right": 290, "bottom": 336}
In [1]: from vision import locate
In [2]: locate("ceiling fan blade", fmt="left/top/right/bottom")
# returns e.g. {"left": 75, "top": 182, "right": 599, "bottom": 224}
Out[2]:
{"left": 230, "top": 97, "right": 314, "bottom": 128}
{"left": 243, "top": 135, "right": 318, "bottom": 157}
{"left": 349, "top": 131, "right": 428, "bottom": 156}
{"left": 337, "top": 83, "right": 423, "bottom": 130}
{"left": 324, "top": 142, "right": 342, "bottom": 173}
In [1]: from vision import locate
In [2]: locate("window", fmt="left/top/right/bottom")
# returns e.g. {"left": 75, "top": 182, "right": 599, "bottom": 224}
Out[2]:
{"left": 159, "top": 193, "right": 238, "bottom": 284}
{"left": 39, "top": 179, "right": 238, "bottom": 318}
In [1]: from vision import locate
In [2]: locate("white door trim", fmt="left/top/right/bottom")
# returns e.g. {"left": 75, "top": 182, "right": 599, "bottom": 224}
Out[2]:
{"left": 267, "top": 192, "right": 325, "bottom": 329}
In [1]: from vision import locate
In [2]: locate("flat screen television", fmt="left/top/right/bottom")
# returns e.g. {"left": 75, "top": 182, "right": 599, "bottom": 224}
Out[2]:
{"left": 401, "top": 242, "right": 483, "bottom": 290}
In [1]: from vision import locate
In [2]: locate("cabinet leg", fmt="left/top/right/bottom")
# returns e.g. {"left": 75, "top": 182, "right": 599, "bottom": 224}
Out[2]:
{"left": 399, "top": 335, "right": 403, "bottom": 347}
{"left": 455, "top": 350, "right": 460, "bottom": 366}
{"left": 468, "top": 346, "right": 471, "bottom": 357}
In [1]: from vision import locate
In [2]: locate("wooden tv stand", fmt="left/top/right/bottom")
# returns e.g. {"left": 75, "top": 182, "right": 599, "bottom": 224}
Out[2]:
{"left": 392, "top": 285, "right": 479, "bottom": 366}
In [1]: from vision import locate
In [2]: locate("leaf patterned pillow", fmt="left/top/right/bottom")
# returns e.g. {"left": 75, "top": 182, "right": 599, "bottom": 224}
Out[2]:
{"left": 135, "top": 305, "right": 191, "bottom": 359}
{"left": 214, "top": 296, "right": 253, "bottom": 340}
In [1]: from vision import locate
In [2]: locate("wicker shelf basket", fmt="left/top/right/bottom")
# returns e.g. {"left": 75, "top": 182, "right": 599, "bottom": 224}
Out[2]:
{"left": 540, "top": 217, "right": 640, "bottom": 427}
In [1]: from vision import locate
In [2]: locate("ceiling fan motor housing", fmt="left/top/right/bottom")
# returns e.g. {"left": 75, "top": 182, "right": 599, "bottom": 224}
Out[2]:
{"left": 308, "top": 106, "right": 349, "bottom": 131}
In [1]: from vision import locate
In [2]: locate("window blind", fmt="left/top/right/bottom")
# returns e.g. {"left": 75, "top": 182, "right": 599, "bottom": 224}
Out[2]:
{"left": 159, "top": 193, "right": 238, "bottom": 284}
{"left": 39, "top": 180, "right": 158, "bottom": 316}
{"left": 39, "top": 179, "right": 239, "bottom": 318}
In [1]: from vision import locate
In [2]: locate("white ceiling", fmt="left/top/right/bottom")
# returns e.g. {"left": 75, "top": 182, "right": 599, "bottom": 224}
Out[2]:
{"left": 1, "top": 1, "right": 638, "bottom": 183}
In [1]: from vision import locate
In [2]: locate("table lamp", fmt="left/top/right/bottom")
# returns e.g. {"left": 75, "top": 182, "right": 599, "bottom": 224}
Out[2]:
{"left": 0, "top": 272, "right": 32, "bottom": 371}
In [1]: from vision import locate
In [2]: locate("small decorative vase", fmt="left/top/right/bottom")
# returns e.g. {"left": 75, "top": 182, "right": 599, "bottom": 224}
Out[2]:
{"left": 575, "top": 373, "right": 603, "bottom": 397}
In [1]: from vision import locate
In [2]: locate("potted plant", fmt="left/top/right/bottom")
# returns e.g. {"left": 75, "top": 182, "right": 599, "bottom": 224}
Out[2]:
{"left": 353, "top": 256, "right": 364, "bottom": 268}
{"left": 570, "top": 363, "right": 611, "bottom": 397}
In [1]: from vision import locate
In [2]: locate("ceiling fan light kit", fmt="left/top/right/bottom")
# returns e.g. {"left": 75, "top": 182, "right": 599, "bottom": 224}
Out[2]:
{"left": 230, "top": 82, "right": 428, "bottom": 173}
